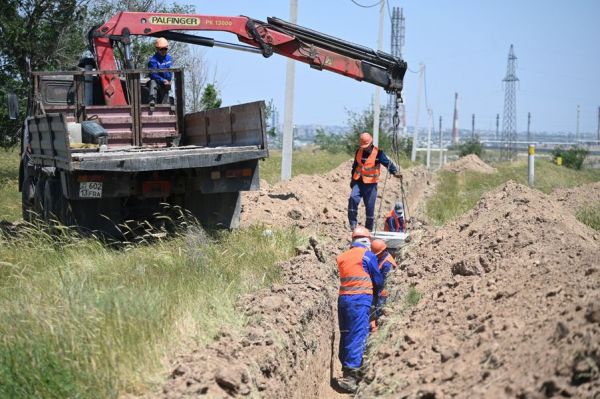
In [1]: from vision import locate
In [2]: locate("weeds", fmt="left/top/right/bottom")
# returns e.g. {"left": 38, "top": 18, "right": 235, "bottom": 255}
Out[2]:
{"left": 0, "top": 223, "right": 302, "bottom": 397}
{"left": 577, "top": 205, "right": 600, "bottom": 231}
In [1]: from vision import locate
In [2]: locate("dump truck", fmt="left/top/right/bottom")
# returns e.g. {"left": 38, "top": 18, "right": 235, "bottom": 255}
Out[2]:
{"left": 14, "top": 11, "right": 406, "bottom": 237}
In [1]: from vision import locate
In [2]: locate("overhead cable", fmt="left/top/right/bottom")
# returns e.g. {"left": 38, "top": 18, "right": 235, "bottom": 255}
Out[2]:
{"left": 350, "top": 0, "right": 384, "bottom": 9}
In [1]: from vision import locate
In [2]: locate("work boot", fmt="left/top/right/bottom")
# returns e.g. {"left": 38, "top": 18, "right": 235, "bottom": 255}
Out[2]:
{"left": 149, "top": 97, "right": 156, "bottom": 108}
{"left": 336, "top": 368, "right": 359, "bottom": 393}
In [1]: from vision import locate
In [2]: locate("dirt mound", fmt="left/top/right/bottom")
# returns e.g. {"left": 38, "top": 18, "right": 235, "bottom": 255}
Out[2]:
{"left": 552, "top": 181, "right": 600, "bottom": 212}
{"left": 442, "top": 154, "right": 496, "bottom": 174}
{"left": 241, "top": 160, "right": 433, "bottom": 236}
{"left": 360, "top": 181, "right": 600, "bottom": 398}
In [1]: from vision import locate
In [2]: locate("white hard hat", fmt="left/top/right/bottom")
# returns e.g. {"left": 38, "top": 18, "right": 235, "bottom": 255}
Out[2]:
{"left": 353, "top": 237, "right": 371, "bottom": 249}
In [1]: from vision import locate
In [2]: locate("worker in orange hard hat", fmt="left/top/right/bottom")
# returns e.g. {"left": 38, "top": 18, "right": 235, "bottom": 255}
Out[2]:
{"left": 335, "top": 226, "right": 383, "bottom": 393}
{"left": 369, "top": 239, "right": 397, "bottom": 333}
{"left": 148, "top": 37, "right": 173, "bottom": 106}
{"left": 348, "top": 132, "right": 402, "bottom": 231}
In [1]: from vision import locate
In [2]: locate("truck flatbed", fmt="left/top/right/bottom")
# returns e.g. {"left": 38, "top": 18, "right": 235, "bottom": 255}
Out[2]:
{"left": 70, "top": 145, "right": 268, "bottom": 172}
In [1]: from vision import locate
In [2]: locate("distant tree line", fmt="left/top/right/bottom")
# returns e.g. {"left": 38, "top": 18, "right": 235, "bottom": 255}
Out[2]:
{"left": 314, "top": 107, "right": 412, "bottom": 162}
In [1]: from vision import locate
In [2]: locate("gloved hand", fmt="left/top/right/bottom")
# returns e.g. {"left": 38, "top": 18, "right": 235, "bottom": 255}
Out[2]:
{"left": 394, "top": 172, "right": 403, "bottom": 180}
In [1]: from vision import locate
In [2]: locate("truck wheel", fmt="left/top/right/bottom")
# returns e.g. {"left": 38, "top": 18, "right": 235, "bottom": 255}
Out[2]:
{"left": 32, "top": 176, "right": 46, "bottom": 222}
{"left": 43, "top": 177, "right": 63, "bottom": 224}
{"left": 185, "top": 191, "right": 241, "bottom": 229}
{"left": 21, "top": 176, "right": 35, "bottom": 222}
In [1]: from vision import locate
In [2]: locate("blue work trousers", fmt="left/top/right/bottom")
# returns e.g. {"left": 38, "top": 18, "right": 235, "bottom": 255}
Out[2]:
{"left": 348, "top": 182, "right": 378, "bottom": 230}
{"left": 338, "top": 295, "right": 371, "bottom": 369}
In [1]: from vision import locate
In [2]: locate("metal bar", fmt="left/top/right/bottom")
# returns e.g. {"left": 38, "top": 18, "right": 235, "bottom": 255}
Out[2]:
{"left": 175, "top": 70, "right": 185, "bottom": 144}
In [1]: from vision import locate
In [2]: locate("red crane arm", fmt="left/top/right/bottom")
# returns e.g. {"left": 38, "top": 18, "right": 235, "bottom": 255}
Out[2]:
{"left": 93, "top": 12, "right": 406, "bottom": 106}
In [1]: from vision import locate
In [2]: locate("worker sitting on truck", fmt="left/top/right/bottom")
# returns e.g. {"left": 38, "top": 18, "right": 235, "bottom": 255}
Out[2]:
{"left": 148, "top": 37, "right": 173, "bottom": 106}
{"left": 384, "top": 201, "right": 407, "bottom": 232}
{"left": 336, "top": 226, "right": 383, "bottom": 393}
{"left": 348, "top": 132, "right": 402, "bottom": 231}
{"left": 369, "top": 239, "right": 397, "bottom": 333}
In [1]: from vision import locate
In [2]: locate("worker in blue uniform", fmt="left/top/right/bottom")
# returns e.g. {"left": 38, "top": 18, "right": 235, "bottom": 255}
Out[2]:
{"left": 148, "top": 37, "right": 173, "bottom": 106}
{"left": 348, "top": 132, "right": 401, "bottom": 231}
{"left": 335, "top": 226, "right": 383, "bottom": 393}
{"left": 369, "top": 239, "right": 397, "bottom": 332}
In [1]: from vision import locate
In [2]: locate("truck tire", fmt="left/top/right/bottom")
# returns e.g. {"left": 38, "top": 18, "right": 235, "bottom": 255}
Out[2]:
{"left": 21, "top": 175, "right": 35, "bottom": 222}
{"left": 185, "top": 191, "right": 241, "bottom": 229}
{"left": 43, "top": 177, "right": 62, "bottom": 223}
{"left": 32, "top": 175, "right": 46, "bottom": 222}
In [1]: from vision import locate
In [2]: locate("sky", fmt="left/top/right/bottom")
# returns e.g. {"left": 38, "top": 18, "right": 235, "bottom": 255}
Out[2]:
{"left": 179, "top": 0, "right": 600, "bottom": 135}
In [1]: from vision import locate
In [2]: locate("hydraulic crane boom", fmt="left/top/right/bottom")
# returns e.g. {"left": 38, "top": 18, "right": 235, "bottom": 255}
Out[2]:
{"left": 92, "top": 11, "right": 407, "bottom": 106}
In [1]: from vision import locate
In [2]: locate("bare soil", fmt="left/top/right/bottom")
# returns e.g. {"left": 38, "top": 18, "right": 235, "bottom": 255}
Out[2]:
{"left": 442, "top": 154, "right": 497, "bottom": 174}
{"left": 162, "top": 159, "right": 600, "bottom": 398}
{"left": 359, "top": 181, "right": 600, "bottom": 398}
{"left": 551, "top": 181, "right": 600, "bottom": 212}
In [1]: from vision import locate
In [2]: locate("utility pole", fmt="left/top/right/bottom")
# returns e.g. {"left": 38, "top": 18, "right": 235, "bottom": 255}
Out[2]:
{"left": 281, "top": 0, "right": 298, "bottom": 180}
{"left": 426, "top": 109, "right": 433, "bottom": 169}
{"left": 372, "top": 0, "right": 385, "bottom": 146}
{"left": 495, "top": 113, "right": 500, "bottom": 142}
{"left": 527, "top": 112, "right": 531, "bottom": 143}
{"left": 597, "top": 106, "right": 600, "bottom": 143}
{"left": 451, "top": 92, "right": 459, "bottom": 144}
{"left": 411, "top": 63, "right": 425, "bottom": 162}
{"left": 438, "top": 116, "right": 443, "bottom": 168}
{"left": 576, "top": 104, "right": 580, "bottom": 144}
{"left": 471, "top": 113, "right": 475, "bottom": 139}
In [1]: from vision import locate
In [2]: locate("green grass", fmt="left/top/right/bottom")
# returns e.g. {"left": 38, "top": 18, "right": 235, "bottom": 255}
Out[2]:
{"left": 0, "top": 149, "right": 20, "bottom": 222}
{"left": 426, "top": 159, "right": 600, "bottom": 225}
{"left": 260, "top": 148, "right": 351, "bottom": 184}
{"left": 577, "top": 205, "right": 600, "bottom": 231}
{"left": 0, "top": 225, "right": 302, "bottom": 398}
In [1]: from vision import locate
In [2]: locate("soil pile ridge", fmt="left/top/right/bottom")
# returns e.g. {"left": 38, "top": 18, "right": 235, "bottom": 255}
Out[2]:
{"left": 241, "top": 161, "right": 433, "bottom": 235}
{"left": 442, "top": 154, "right": 496, "bottom": 174}
{"left": 360, "top": 181, "right": 600, "bottom": 398}
{"left": 551, "top": 181, "right": 600, "bottom": 213}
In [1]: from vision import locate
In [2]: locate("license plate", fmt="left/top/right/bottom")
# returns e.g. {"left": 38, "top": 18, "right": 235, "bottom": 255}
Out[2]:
{"left": 79, "top": 182, "right": 103, "bottom": 198}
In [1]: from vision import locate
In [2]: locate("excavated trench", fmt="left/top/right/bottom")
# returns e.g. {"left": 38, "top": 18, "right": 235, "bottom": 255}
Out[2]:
{"left": 162, "top": 162, "right": 434, "bottom": 398}
{"left": 163, "top": 157, "right": 600, "bottom": 398}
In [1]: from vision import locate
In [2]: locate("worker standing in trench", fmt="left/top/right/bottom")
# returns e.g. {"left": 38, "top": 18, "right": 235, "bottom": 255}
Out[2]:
{"left": 369, "top": 239, "right": 397, "bottom": 333}
{"left": 335, "top": 226, "right": 384, "bottom": 393}
{"left": 348, "top": 132, "right": 402, "bottom": 231}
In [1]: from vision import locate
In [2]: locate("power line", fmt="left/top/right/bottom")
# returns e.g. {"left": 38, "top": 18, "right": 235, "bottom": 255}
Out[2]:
{"left": 350, "top": 0, "right": 384, "bottom": 8}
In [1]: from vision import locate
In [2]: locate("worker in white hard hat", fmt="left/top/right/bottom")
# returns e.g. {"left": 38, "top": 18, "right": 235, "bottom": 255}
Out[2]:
{"left": 148, "top": 37, "right": 173, "bottom": 106}
{"left": 383, "top": 201, "right": 407, "bottom": 232}
{"left": 335, "top": 226, "right": 383, "bottom": 393}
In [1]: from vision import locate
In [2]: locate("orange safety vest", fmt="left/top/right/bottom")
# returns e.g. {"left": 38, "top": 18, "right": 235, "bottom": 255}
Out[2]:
{"left": 352, "top": 147, "right": 380, "bottom": 184}
{"left": 337, "top": 246, "right": 374, "bottom": 296}
{"left": 378, "top": 253, "right": 397, "bottom": 298}
{"left": 384, "top": 210, "right": 406, "bottom": 232}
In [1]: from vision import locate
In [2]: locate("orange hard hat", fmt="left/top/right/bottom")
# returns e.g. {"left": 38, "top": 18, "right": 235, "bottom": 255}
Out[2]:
{"left": 371, "top": 239, "right": 387, "bottom": 255}
{"left": 352, "top": 226, "right": 371, "bottom": 239}
{"left": 155, "top": 37, "right": 169, "bottom": 49}
{"left": 359, "top": 132, "right": 373, "bottom": 148}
